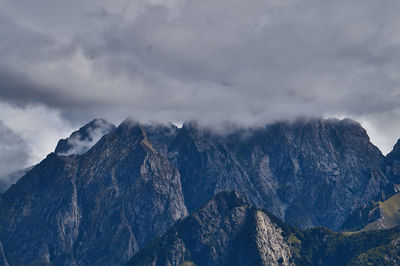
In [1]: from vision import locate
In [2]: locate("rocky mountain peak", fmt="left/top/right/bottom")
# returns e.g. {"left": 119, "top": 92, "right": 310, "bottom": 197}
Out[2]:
{"left": 0, "top": 118, "right": 188, "bottom": 265}
{"left": 0, "top": 117, "right": 396, "bottom": 265}
{"left": 55, "top": 118, "right": 116, "bottom": 156}
{"left": 128, "top": 191, "right": 294, "bottom": 266}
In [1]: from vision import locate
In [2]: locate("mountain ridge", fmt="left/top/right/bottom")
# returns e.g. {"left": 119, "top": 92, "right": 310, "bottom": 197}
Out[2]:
{"left": 55, "top": 118, "right": 116, "bottom": 156}
{"left": 129, "top": 191, "right": 400, "bottom": 266}
{"left": 0, "top": 120, "right": 188, "bottom": 265}
{"left": 0, "top": 117, "right": 398, "bottom": 265}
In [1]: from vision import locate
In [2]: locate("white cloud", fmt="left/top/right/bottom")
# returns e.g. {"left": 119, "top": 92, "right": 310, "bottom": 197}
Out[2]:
{"left": 0, "top": 103, "right": 74, "bottom": 164}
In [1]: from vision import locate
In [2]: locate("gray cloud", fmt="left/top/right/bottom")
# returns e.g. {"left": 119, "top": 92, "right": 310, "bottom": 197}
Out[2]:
{"left": 0, "top": 120, "right": 31, "bottom": 190}
{"left": 1, "top": 0, "right": 400, "bottom": 154}
{"left": 55, "top": 118, "right": 116, "bottom": 156}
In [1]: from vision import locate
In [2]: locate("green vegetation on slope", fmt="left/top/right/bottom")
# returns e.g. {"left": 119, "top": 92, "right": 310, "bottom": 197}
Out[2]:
{"left": 293, "top": 226, "right": 400, "bottom": 265}
{"left": 128, "top": 205, "right": 400, "bottom": 266}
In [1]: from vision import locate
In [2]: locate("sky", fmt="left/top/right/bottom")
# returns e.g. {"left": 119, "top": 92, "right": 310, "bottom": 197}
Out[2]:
{"left": 1, "top": 0, "right": 400, "bottom": 175}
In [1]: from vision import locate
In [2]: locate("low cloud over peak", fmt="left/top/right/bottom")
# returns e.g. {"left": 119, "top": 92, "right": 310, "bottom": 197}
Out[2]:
{"left": 1, "top": 0, "right": 400, "bottom": 155}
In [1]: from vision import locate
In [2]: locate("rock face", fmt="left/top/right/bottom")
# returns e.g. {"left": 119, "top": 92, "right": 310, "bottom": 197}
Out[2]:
{"left": 0, "top": 117, "right": 392, "bottom": 265}
{"left": 130, "top": 192, "right": 400, "bottom": 266}
{"left": 128, "top": 191, "right": 294, "bottom": 266}
{"left": 341, "top": 138, "right": 400, "bottom": 232}
{"left": 384, "top": 139, "right": 400, "bottom": 184}
{"left": 0, "top": 120, "right": 187, "bottom": 265}
{"left": 341, "top": 191, "right": 400, "bottom": 231}
{"left": 169, "top": 118, "right": 387, "bottom": 230}
{"left": 55, "top": 118, "right": 116, "bottom": 156}
{"left": 254, "top": 210, "right": 293, "bottom": 265}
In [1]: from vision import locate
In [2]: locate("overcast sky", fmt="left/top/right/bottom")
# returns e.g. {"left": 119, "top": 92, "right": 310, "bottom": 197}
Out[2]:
{"left": 1, "top": 0, "right": 400, "bottom": 169}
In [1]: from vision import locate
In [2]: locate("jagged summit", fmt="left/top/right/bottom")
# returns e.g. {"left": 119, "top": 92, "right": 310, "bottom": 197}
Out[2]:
{"left": 128, "top": 191, "right": 294, "bottom": 266}
{"left": 54, "top": 118, "right": 116, "bottom": 156}
{"left": 130, "top": 192, "right": 400, "bottom": 266}
{"left": 0, "top": 117, "right": 396, "bottom": 265}
{"left": 1, "top": 118, "right": 187, "bottom": 265}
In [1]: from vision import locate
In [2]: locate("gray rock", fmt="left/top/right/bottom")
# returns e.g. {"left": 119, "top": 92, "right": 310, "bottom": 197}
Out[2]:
{"left": 0, "top": 117, "right": 392, "bottom": 265}
{"left": 0, "top": 120, "right": 187, "bottom": 265}
{"left": 128, "top": 191, "right": 294, "bottom": 266}
{"left": 169, "top": 118, "right": 387, "bottom": 230}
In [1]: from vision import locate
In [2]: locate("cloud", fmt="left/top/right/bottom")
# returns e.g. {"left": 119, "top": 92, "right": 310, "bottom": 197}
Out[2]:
{"left": 0, "top": 103, "right": 75, "bottom": 164}
{"left": 0, "top": 120, "right": 31, "bottom": 190}
{"left": 0, "top": 0, "right": 400, "bottom": 154}
{"left": 55, "top": 119, "right": 116, "bottom": 156}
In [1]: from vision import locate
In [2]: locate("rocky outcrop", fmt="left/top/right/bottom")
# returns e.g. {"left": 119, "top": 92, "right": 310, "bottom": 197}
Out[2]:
{"left": 341, "top": 201, "right": 383, "bottom": 231}
{"left": 0, "top": 120, "right": 187, "bottom": 265}
{"left": 55, "top": 118, "right": 116, "bottom": 156}
{"left": 342, "top": 192, "right": 400, "bottom": 231}
{"left": 128, "top": 191, "right": 294, "bottom": 266}
{"left": 254, "top": 210, "right": 293, "bottom": 265}
{"left": 169, "top": 118, "right": 387, "bottom": 230}
{"left": 130, "top": 192, "right": 400, "bottom": 266}
{"left": 0, "top": 117, "right": 392, "bottom": 265}
{"left": 342, "top": 137, "right": 400, "bottom": 232}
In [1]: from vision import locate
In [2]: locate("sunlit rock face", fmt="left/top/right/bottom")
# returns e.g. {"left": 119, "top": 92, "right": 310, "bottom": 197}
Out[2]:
{"left": 128, "top": 191, "right": 294, "bottom": 266}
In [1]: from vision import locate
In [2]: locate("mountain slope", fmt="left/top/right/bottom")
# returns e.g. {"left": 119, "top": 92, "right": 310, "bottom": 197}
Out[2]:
{"left": 295, "top": 226, "right": 400, "bottom": 265}
{"left": 342, "top": 191, "right": 400, "bottom": 232}
{"left": 130, "top": 192, "right": 400, "bottom": 266}
{"left": 169, "top": 118, "right": 387, "bottom": 230}
{"left": 0, "top": 120, "right": 187, "bottom": 265}
{"left": 0, "top": 117, "right": 393, "bottom": 265}
{"left": 128, "top": 191, "right": 294, "bottom": 266}
{"left": 341, "top": 138, "right": 400, "bottom": 232}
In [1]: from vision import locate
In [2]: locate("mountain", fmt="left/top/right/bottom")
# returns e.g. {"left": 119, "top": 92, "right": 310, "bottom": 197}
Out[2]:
{"left": 130, "top": 191, "right": 400, "bottom": 266}
{"left": 0, "top": 120, "right": 187, "bottom": 265}
{"left": 341, "top": 189, "right": 400, "bottom": 232}
{"left": 0, "top": 117, "right": 394, "bottom": 265}
{"left": 128, "top": 191, "right": 294, "bottom": 266}
{"left": 169, "top": 118, "right": 387, "bottom": 230}
{"left": 55, "top": 118, "right": 116, "bottom": 155}
{"left": 0, "top": 119, "right": 114, "bottom": 193}
{"left": 340, "top": 138, "right": 400, "bottom": 232}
